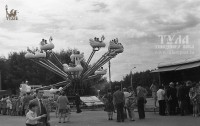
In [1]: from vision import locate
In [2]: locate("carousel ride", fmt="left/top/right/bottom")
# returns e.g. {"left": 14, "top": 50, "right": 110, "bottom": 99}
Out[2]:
{"left": 24, "top": 36, "right": 124, "bottom": 94}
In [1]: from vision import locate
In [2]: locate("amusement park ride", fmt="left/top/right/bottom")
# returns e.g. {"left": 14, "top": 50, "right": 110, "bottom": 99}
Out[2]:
{"left": 24, "top": 36, "right": 124, "bottom": 95}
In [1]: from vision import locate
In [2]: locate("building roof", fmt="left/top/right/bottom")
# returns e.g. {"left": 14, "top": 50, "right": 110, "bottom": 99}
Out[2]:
{"left": 152, "top": 58, "right": 200, "bottom": 73}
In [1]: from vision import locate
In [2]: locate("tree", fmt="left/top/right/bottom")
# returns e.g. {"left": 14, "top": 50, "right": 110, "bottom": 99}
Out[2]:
{"left": 0, "top": 49, "right": 106, "bottom": 96}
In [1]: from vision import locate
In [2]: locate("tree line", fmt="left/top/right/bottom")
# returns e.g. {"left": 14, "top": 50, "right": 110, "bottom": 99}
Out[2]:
{"left": 0, "top": 49, "right": 106, "bottom": 95}
{"left": 0, "top": 49, "right": 159, "bottom": 96}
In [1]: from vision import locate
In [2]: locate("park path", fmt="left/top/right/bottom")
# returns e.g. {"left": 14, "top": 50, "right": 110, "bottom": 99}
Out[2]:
{"left": 0, "top": 110, "right": 200, "bottom": 126}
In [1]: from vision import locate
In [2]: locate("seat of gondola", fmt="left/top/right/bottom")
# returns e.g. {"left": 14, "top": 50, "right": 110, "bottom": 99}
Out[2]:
{"left": 25, "top": 52, "right": 35, "bottom": 59}
{"left": 95, "top": 68, "right": 107, "bottom": 75}
{"left": 40, "top": 37, "right": 54, "bottom": 50}
{"left": 35, "top": 52, "right": 46, "bottom": 58}
{"left": 69, "top": 63, "right": 76, "bottom": 67}
{"left": 70, "top": 53, "right": 84, "bottom": 59}
{"left": 108, "top": 38, "right": 123, "bottom": 50}
{"left": 114, "top": 48, "right": 124, "bottom": 53}
{"left": 63, "top": 63, "right": 83, "bottom": 72}
{"left": 89, "top": 39, "right": 106, "bottom": 48}
{"left": 89, "top": 36, "right": 106, "bottom": 48}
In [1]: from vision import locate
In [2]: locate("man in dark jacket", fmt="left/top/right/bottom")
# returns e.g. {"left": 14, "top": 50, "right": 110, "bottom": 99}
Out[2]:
{"left": 167, "top": 82, "right": 177, "bottom": 115}
{"left": 75, "top": 93, "right": 82, "bottom": 113}
{"left": 177, "top": 83, "right": 188, "bottom": 115}
{"left": 30, "top": 89, "right": 50, "bottom": 126}
{"left": 136, "top": 85, "right": 147, "bottom": 119}
{"left": 185, "top": 81, "right": 192, "bottom": 114}
{"left": 113, "top": 86, "right": 125, "bottom": 122}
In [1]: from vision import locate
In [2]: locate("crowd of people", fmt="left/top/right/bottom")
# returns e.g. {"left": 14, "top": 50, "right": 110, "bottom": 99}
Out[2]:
{"left": 102, "top": 80, "right": 200, "bottom": 123}
{"left": 155, "top": 81, "right": 200, "bottom": 117}
{"left": 0, "top": 89, "right": 78, "bottom": 126}
{"left": 102, "top": 85, "right": 148, "bottom": 122}
{"left": 1, "top": 81, "right": 200, "bottom": 125}
{"left": 0, "top": 94, "right": 31, "bottom": 116}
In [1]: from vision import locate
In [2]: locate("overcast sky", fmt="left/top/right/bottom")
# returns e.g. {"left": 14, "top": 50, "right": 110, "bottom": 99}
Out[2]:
{"left": 0, "top": 0, "right": 200, "bottom": 81}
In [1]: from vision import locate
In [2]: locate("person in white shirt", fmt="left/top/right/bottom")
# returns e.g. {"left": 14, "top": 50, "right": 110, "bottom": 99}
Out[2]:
{"left": 157, "top": 86, "right": 166, "bottom": 116}
{"left": 150, "top": 83, "right": 157, "bottom": 107}
{"left": 123, "top": 88, "right": 131, "bottom": 104}
{"left": 123, "top": 88, "right": 131, "bottom": 119}
{"left": 6, "top": 96, "right": 12, "bottom": 115}
{"left": 26, "top": 102, "right": 46, "bottom": 126}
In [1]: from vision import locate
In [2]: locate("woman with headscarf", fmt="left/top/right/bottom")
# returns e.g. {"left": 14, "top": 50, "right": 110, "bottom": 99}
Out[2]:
{"left": 57, "top": 93, "right": 70, "bottom": 123}
{"left": 103, "top": 89, "right": 114, "bottom": 120}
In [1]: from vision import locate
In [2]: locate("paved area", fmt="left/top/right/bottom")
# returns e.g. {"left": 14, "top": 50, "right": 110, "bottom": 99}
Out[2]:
{"left": 0, "top": 111, "right": 200, "bottom": 126}
{"left": 0, "top": 98, "right": 198, "bottom": 126}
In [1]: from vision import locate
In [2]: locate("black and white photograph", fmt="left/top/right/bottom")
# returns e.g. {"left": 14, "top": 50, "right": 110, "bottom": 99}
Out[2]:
{"left": 0, "top": 0, "right": 200, "bottom": 126}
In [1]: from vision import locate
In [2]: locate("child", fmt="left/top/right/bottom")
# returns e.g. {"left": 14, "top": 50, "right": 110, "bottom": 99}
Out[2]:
{"left": 126, "top": 96, "right": 137, "bottom": 121}
{"left": 57, "top": 93, "right": 70, "bottom": 123}
{"left": 26, "top": 102, "right": 46, "bottom": 126}
{"left": 65, "top": 104, "right": 71, "bottom": 122}
{"left": 103, "top": 89, "right": 114, "bottom": 120}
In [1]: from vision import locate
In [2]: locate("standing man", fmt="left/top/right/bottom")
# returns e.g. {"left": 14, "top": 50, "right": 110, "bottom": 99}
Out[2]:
{"left": 113, "top": 86, "right": 125, "bottom": 122}
{"left": 177, "top": 82, "right": 188, "bottom": 116}
{"left": 167, "top": 82, "right": 177, "bottom": 115}
{"left": 157, "top": 86, "right": 166, "bottom": 116}
{"left": 136, "top": 85, "right": 147, "bottom": 119}
{"left": 75, "top": 93, "right": 82, "bottom": 113}
{"left": 30, "top": 89, "right": 50, "bottom": 126}
{"left": 150, "top": 83, "right": 157, "bottom": 107}
{"left": 185, "top": 81, "right": 193, "bottom": 114}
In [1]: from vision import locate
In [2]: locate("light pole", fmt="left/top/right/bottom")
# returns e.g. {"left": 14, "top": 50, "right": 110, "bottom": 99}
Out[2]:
{"left": 97, "top": 90, "right": 100, "bottom": 98}
{"left": 0, "top": 70, "right": 1, "bottom": 90}
{"left": 108, "top": 61, "right": 111, "bottom": 89}
{"left": 5, "top": 5, "right": 8, "bottom": 11}
{"left": 130, "top": 67, "right": 136, "bottom": 88}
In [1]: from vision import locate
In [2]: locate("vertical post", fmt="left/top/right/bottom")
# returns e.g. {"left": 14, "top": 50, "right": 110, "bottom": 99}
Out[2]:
{"left": 130, "top": 67, "right": 136, "bottom": 88}
{"left": 80, "top": 80, "right": 84, "bottom": 95}
{"left": 121, "top": 81, "right": 122, "bottom": 91}
{"left": 0, "top": 71, "right": 1, "bottom": 90}
{"left": 5, "top": 5, "right": 8, "bottom": 20}
{"left": 131, "top": 71, "right": 133, "bottom": 88}
{"left": 108, "top": 61, "right": 111, "bottom": 89}
{"left": 158, "top": 73, "right": 161, "bottom": 86}
{"left": 97, "top": 90, "right": 100, "bottom": 98}
{"left": 5, "top": 5, "right": 8, "bottom": 10}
